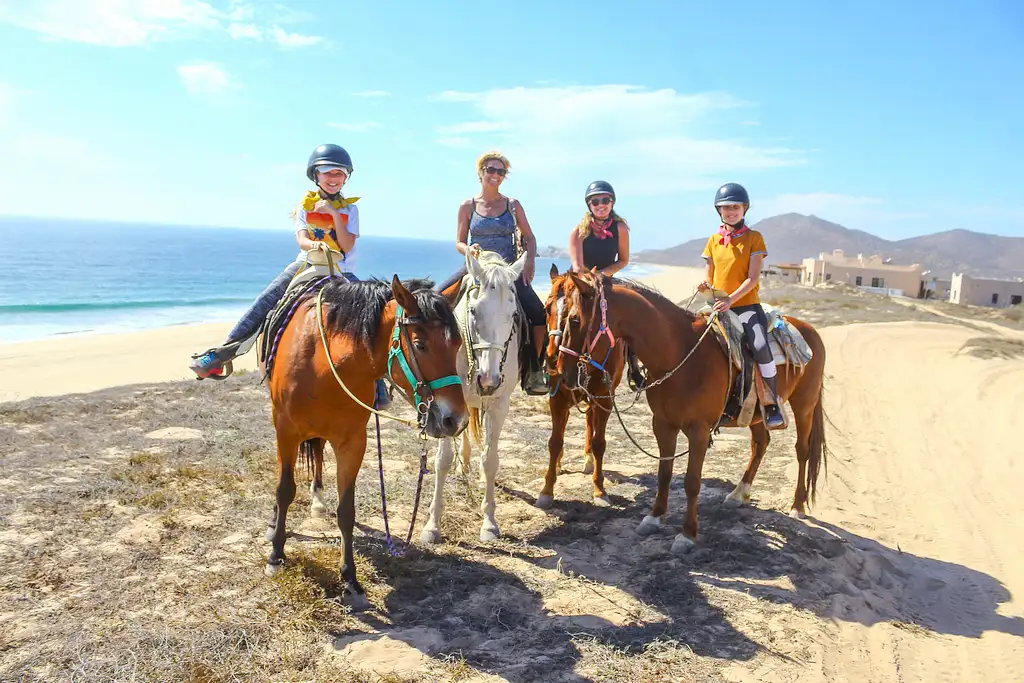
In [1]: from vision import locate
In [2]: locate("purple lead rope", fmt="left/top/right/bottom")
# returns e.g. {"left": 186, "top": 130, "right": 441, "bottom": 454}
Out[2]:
{"left": 375, "top": 413, "right": 430, "bottom": 558}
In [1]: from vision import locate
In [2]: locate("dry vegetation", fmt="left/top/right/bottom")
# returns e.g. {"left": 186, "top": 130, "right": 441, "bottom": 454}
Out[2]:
{"left": 1, "top": 282, "right": 1018, "bottom": 682}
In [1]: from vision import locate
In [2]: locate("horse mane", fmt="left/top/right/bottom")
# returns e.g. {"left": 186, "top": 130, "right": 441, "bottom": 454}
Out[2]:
{"left": 607, "top": 276, "right": 699, "bottom": 321}
{"left": 321, "top": 277, "right": 459, "bottom": 349}
{"left": 464, "top": 250, "right": 519, "bottom": 292}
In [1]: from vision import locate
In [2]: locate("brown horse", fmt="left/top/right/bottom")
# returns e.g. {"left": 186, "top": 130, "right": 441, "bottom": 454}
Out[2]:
{"left": 563, "top": 270, "right": 828, "bottom": 554}
{"left": 264, "top": 275, "right": 468, "bottom": 606}
{"left": 536, "top": 264, "right": 625, "bottom": 509}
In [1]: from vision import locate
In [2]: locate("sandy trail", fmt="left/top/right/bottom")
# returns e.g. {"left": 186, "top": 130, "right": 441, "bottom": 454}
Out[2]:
{"left": 815, "top": 321, "right": 1024, "bottom": 681}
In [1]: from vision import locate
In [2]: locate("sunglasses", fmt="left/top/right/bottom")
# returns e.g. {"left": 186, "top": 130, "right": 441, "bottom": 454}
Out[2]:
{"left": 589, "top": 197, "right": 613, "bottom": 206}
{"left": 483, "top": 166, "right": 507, "bottom": 176}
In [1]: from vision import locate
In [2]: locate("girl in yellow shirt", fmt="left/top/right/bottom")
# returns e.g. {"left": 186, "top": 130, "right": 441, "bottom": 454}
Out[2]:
{"left": 699, "top": 183, "right": 784, "bottom": 429}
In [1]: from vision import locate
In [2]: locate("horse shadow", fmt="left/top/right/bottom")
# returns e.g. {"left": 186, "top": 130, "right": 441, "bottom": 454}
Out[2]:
{"left": 518, "top": 472, "right": 1024, "bottom": 646}
{"left": 316, "top": 534, "right": 610, "bottom": 682}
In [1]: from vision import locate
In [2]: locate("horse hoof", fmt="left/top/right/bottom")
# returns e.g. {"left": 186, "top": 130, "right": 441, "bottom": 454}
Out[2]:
{"left": 583, "top": 461, "right": 595, "bottom": 475}
{"left": 345, "top": 591, "right": 370, "bottom": 612}
{"left": 636, "top": 516, "right": 661, "bottom": 536}
{"left": 724, "top": 483, "right": 751, "bottom": 507}
{"left": 671, "top": 535, "right": 696, "bottom": 555}
{"left": 789, "top": 508, "right": 806, "bottom": 520}
{"left": 534, "top": 494, "right": 554, "bottom": 510}
{"left": 310, "top": 505, "right": 327, "bottom": 518}
{"left": 593, "top": 495, "right": 612, "bottom": 508}
{"left": 480, "top": 527, "right": 500, "bottom": 543}
{"left": 420, "top": 528, "right": 442, "bottom": 545}
{"left": 265, "top": 525, "right": 276, "bottom": 542}
{"left": 264, "top": 559, "right": 284, "bottom": 577}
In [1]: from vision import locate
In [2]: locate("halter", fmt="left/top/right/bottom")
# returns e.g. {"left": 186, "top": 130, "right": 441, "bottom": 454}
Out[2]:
{"left": 460, "top": 279, "right": 520, "bottom": 393}
{"left": 387, "top": 304, "right": 463, "bottom": 421}
{"left": 558, "top": 277, "right": 616, "bottom": 374}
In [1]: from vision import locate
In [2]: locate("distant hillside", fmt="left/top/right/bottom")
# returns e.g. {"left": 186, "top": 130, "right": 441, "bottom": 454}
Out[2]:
{"left": 634, "top": 213, "right": 1024, "bottom": 279}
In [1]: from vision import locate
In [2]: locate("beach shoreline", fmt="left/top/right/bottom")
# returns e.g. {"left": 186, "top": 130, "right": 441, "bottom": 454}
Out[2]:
{"left": 0, "top": 265, "right": 704, "bottom": 404}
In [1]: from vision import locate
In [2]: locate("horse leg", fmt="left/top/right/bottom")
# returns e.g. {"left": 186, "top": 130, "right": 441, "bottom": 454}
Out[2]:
{"left": 307, "top": 438, "right": 330, "bottom": 518}
{"left": 536, "top": 393, "right": 570, "bottom": 509}
{"left": 724, "top": 422, "right": 770, "bottom": 506}
{"left": 331, "top": 432, "right": 370, "bottom": 610}
{"left": 636, "top": 418, "right": 678, "bottom": 536}
{"left": 479, "top": 399, "right": 510, "bottom": 541}
{"left": 588, "top": 402, "right": 611, "bottom": 507}
{"left": 790, "top": 398, "right": 815, "bottom": 519}
{"left": 420, "top": 436, "right": 456, "bottom": 544}
{"left": 672, "top": 425, "right": 713, "bottom": 554}
{"left": 582, "top": 409, "right": 595, "bottom": 475}
{"left": 265, "top": 431, "right": 301, "bottom": 576}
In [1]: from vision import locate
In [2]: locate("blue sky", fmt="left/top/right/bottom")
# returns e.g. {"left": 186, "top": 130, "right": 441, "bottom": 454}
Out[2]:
{"left": 1, "top": 0, "right": 1022, "bottom": 251}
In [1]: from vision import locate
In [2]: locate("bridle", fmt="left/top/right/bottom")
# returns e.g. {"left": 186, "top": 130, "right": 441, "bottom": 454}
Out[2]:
{"left": 554, "top": 277, "right": 617, "bottom": 391}
{"left": 459, "top": 276, "right": 520, "bottom": 394}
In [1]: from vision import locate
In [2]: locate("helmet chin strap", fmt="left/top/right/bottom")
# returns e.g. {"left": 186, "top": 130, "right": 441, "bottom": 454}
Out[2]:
{"left": 717, "top": 207, "right": 746, "bottom": 229}
{"left": 318, "top": 186, "right": 342, "bottom": 201}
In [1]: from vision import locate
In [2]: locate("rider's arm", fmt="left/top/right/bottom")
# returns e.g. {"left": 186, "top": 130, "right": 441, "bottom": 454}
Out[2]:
{"left": 293, "top": 207, "right": 320, "bottom": 251}
{"left": 455, "top": 201, "right": 473, "bottom": 255}
{"left": 512, "top": 199, "right": 538, "bottom": 259}
{"left": 601, "top": 223, "right": 630, "bottom": 276}
{"left": 331, "top": 204, "right": 358, "bottom": 253}
{"left": 701, "top": 236, "right": 715, "bottom": 288}
{"left": 569, "top": 228, "right": 584, "bottom": 271}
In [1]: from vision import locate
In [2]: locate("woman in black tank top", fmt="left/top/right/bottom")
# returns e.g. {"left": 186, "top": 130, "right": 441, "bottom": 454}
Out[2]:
{"left": 569, "top": 181, "right": 631, "bottom": 275}
{"left": 567, "top": 181, "right": 645, "bottom": 389}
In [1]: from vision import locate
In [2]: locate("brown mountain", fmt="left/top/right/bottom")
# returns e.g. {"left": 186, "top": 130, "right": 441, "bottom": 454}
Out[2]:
{"left": 634, "top": 213, "right": 1024, "bottom": 279}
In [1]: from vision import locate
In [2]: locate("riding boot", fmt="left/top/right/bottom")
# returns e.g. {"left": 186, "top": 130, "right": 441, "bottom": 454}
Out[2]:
{"left": 626, "top": 348, "right": 646, "bottom": 391}
{"left": 762, "top": 374, "right": 785, "bottom": 429}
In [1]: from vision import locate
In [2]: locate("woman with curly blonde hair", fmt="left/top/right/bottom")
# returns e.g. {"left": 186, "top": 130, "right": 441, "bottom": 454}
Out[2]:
{"left": 436, "top": 151, "right": 549, "bottom": 395}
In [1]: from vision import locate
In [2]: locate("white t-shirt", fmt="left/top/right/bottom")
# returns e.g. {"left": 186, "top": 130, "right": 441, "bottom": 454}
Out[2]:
{"left": 294, "top": 202, "right": 360, "bottom": 273}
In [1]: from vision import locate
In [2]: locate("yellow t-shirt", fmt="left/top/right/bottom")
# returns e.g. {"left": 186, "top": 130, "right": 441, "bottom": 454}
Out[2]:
{"left": 701, "top": 228, "right": 768, "bottom": 307}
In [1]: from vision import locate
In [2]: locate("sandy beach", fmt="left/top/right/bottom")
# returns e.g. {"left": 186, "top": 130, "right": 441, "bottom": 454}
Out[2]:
{"left": 0, "top": 266, "right": 707, "bottom": 404}
{"left": 3, "top": 264, "right": 1023, "bottom": 682}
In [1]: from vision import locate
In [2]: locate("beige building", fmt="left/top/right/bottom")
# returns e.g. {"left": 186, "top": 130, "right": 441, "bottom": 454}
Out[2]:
{"left": 762, "top": 263, "right": 803, "bottom": 283}
{"left": 801, "top": 250, "right": 924, "bottom": 297}
{"left": 949, "top": 273, "right": 1024, "bottom": 307}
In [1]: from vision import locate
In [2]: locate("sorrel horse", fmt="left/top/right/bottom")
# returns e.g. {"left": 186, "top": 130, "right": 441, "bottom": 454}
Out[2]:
{"left": 264, "top": 274, "right": 468, "bottom": 606}
{"left": 537, "top": 264, "right": 626, "bottom": 508}
{"left": 421, "top": 249, "right": 527, "bottom": 544}
{"left": 562, "top": 270, "right": 828, "bottom": 554}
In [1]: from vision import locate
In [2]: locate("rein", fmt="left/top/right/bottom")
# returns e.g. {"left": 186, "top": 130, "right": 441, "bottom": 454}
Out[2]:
{"left": 459, "top": 278, "right": 520, "bottom": 394}
{"left": 568, "top": 277, "right": 724, "bottom": 461}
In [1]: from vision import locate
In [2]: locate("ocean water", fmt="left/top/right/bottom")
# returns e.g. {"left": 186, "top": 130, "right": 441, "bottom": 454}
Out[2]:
{"left": 0, "top": 219, "right": 659, "bottom": 343}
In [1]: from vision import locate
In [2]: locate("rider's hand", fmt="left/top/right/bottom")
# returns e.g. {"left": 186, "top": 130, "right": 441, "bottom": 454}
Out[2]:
{"left": 523, "top": 256, "right": 536, "bottom": 284}
{"left": 697, "top": 281, "right": 710, "bottom": 293}
{"left": 712, "top": 296, "right": 733, "bottom": 313}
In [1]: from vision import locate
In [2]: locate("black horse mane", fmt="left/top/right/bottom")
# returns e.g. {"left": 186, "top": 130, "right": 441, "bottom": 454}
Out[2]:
{"left": 321, "top": 277, "right": 459, "bottom": 349}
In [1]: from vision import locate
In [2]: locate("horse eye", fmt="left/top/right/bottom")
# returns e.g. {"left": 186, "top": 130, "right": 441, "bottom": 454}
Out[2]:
{"left": 414, "top": 338, "right": 427, "bottom": 351}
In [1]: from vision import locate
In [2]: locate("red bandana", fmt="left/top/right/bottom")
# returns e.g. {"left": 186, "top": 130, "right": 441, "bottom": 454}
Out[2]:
{"left": 718, "top": 224, "right": 749, "bottom": 246}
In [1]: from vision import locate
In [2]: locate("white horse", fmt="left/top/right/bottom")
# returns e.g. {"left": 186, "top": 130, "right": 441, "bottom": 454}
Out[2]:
{"left": 420, "top": 248, "right": 527, "bottom": 543}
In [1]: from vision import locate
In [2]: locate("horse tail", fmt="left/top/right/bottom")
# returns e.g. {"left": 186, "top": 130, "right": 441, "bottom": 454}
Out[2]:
{"left": 806, "top": 382, "right": 830, "bottom": 506}
{"left": 300, "top": 439, "right": 321, "bottom": 480}
{"left": 469, "top": 407, "right": 483, "bottom": 447}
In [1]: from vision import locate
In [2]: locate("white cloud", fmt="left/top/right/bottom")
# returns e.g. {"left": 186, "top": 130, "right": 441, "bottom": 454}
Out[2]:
{"left": 268, "top": 25, "right": 322, "bottom": 48}
{"left": 226, "top": 22, "right": 261, "bottom": 39}
{"left": 436, "top": 121, "right": 505, "bottom": 135}
{"left": 0, "top": 0, "right": 220, "bottom": 46}
{"left": 436, "top": 136, "right": 471, "bottom": 148}
{"left": 177, "top": 62, "right": 237, "bottom": 96}
{"left": 327, "top": 121, "right": 380, "bottom": 132}
{"left": 353, "top": 90, "right": 390, "bottom": 98}
{"left": 0, "top": 0, "right": 323, "bottom": 48}
{"left": 433, "top": 85, "right": 803, "bottom": 197}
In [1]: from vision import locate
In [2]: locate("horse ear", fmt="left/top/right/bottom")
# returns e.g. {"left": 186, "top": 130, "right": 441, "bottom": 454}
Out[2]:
{"left": 466, "top": 248, "right": 485, "bottom": 282}
{"left": 549, "top": 263, "right": 559, "bottom": 282}
{"left": 441, "top": 275, "right": 464, "bottom": 308}
{"left": 391, "top": 274, "right": 420, "bottom": 315}
{"left": 508, "top": 251, "right": 528, "bottom": 280}
{"left": 567, "top": 270, "right": 594, "bottom": 295}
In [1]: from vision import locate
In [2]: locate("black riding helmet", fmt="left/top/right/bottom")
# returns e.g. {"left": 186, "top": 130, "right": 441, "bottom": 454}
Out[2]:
{"left": 585, "top": 180, "right": 615, "bottom": 204}
{"left": 306, "top": 144, "right": 353, "bottom": 182}
{"left": 714, "top": 182, "right": 749, "bottom": 208}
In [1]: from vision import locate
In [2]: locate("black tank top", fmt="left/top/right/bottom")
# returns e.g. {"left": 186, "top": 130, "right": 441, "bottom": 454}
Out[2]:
{"left": 581, "top": 221, "right": 620, "bottom": 271}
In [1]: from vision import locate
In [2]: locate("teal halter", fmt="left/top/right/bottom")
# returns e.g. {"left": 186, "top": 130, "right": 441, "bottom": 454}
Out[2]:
{"left": 387, "top": 304, "right": 463, "bottom": 418}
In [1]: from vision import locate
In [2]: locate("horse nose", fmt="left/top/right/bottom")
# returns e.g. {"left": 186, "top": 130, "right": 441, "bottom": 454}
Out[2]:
{"left": 476, "top": 372, "right": 500, "bottom": 396}
{"left": 434, "top": 401, "right": 467, "bottom": 437}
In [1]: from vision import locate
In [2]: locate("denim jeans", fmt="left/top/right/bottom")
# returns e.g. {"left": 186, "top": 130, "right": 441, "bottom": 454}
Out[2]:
{"left": 225, "top": 261, "right": 303, "bottom": 344}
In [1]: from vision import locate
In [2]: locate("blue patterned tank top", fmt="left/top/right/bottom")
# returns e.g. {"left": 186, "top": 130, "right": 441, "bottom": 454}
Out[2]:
{"left": 469, "top": 198, "right": 517, "bottom": 263}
